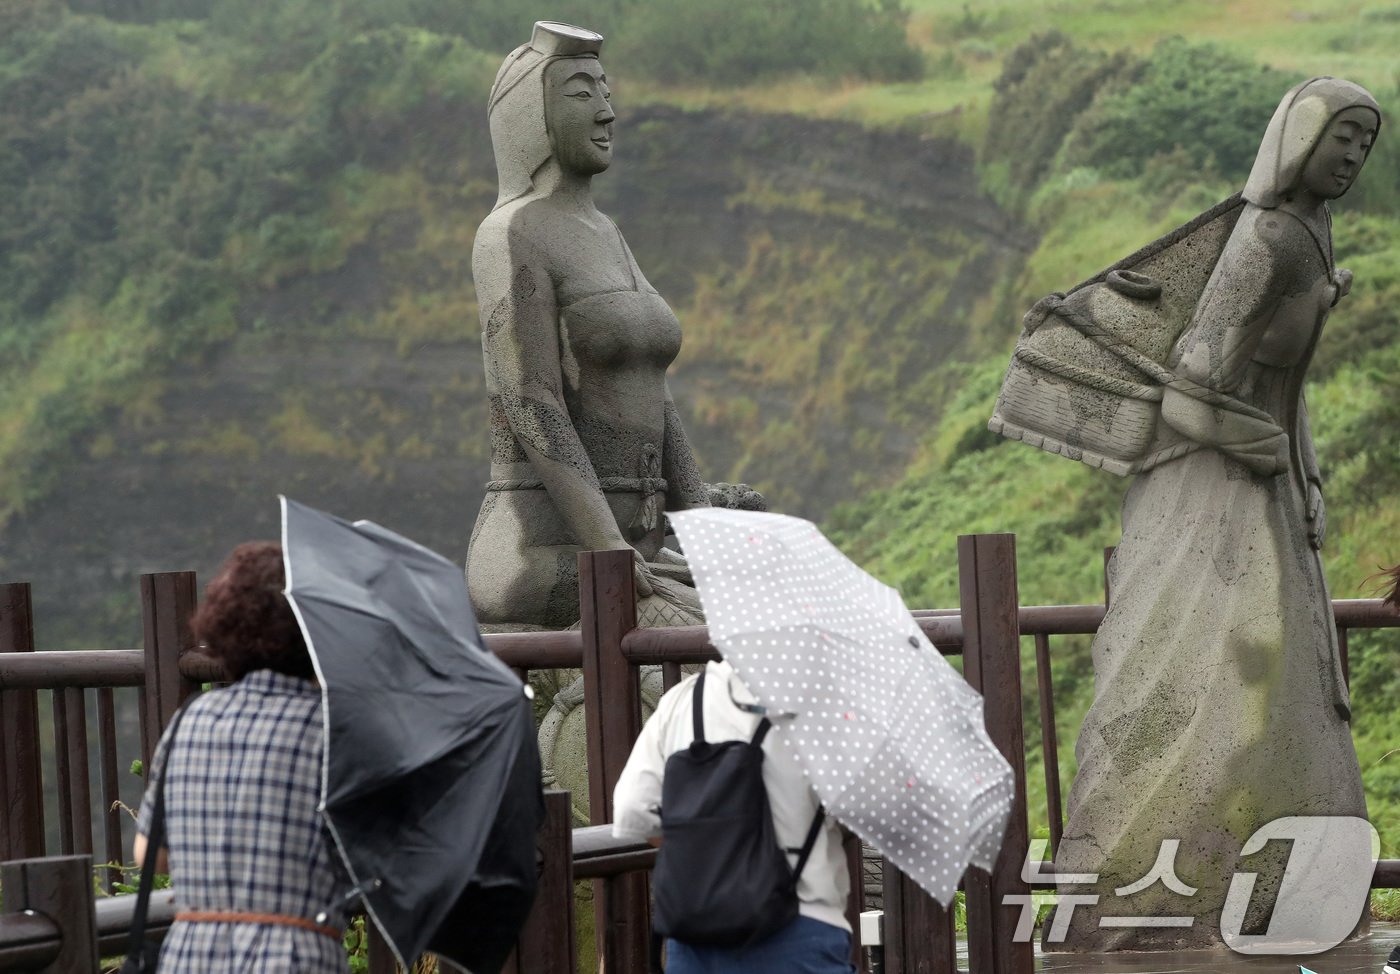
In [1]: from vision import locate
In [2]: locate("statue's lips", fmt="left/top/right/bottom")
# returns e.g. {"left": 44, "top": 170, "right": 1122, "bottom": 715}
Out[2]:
{"left": 592, "top": 137, "right": 611, "bottom": 149}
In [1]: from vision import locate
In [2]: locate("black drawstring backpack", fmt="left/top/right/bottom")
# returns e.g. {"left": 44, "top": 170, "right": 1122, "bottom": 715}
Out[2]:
{"left": 650, "top": 669, "right": 825, "bottom": 949}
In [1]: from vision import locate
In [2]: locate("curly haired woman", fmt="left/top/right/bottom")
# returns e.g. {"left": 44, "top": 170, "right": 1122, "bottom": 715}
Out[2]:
{"left": 133, "top": 541, "right": 353, "bottom": 974}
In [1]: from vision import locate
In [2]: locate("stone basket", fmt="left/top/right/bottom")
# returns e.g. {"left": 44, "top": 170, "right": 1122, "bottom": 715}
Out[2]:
{"left": 989, "top": 194, "right": 1245, "bottom": 477}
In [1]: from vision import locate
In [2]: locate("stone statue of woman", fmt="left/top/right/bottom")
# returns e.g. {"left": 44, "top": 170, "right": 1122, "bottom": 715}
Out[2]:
{"left": 1033, "top": 78, "right": 1380, "bottom": 949}
{"left": 466, "top": 22, "right": 729, "bottom": 632}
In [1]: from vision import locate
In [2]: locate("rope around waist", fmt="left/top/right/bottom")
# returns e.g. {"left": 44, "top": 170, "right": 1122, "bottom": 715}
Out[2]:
{"left": 487, "top": 476, "right": 668, "bottom": 493}
{"left": 174, "top": 911, "right": 341, "bottom": 940}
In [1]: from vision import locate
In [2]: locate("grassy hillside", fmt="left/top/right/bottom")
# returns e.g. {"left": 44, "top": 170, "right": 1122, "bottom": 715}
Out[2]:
{"left": 1, "top": 0, "right": 1398, "bottom": 888}
{"left": 0, "top": 2, "right": 1020, "bottom": 651}
{"left": 627, "top": 1, "right": 1400, "bottom": 140}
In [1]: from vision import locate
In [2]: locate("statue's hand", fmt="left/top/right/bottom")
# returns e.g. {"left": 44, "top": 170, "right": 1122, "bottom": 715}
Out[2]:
{"left": 706, "top": 482, "right": 767, "bottom": 512}
{"left": 1331, "top": 268, "right": 1353, "bottom": 306}
{"left": 648, "top": 547, "right": 695, "bottom": 587}
{"left": 653, "top": 547, "right": 688, "bottom": 568}
{"left": 631, "top": 553, "right": 657, "bottom": 597}
{"left": 601, "top": 541, "right": 654, "bottom": 596}
{"left": 1306, "top": 480, "right": 1326, "bottom": 550}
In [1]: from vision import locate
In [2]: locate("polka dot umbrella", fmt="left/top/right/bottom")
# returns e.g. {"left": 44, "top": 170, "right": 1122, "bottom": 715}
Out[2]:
{"left": 669, "top": 508, "right": 1013, "bottom": 906}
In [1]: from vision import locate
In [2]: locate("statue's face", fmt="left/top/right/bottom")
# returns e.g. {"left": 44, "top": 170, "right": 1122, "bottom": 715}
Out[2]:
{"left": 544, "top": 57, "right": 614, "bottom": 176}
{"left": 1300, "top": 106, "right": 1378, "bottom": 200}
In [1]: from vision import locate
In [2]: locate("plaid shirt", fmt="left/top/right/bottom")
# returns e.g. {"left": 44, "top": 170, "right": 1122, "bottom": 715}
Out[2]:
{"left": 137, "top": 669, "right": 351, "bottom": 973}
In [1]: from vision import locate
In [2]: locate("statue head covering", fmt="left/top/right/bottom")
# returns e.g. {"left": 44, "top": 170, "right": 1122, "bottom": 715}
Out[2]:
{"left": 1243, "top": 76, "right": 1381, "bottom": 208}
{"left": 487, "top": 21, "right": 604, "bottom": 210}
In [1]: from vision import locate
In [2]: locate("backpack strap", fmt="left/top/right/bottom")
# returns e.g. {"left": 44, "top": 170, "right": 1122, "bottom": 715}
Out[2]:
{"left": 691, "top": 669, "right": 707, "bottom": 744}
{"left": 750, "top": 716, "right": 773, "bottom": 748}
{"left": 748, "top": 711, "right": 824, "bottom": 884}
{"left": 790, "top": 805, "right": 827, "bottom": 884}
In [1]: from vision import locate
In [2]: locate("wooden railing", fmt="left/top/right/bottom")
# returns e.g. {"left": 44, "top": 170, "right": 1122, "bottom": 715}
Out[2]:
{"left": 0, "top": 575, "right": 198, "bottom": 892}
{"left": 0, "top": 793, "right": 579, "bottom": 974}
{"left": 2, "top": 534, "right": 1398, "bottom": 974}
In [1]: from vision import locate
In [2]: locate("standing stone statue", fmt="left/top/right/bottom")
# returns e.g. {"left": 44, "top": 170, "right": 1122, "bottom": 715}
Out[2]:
{"left": 992, "top": 78, "right": 1380, "bottom": 948}
{"left": 468, "top": 21, "right": 721, "bottom": 632}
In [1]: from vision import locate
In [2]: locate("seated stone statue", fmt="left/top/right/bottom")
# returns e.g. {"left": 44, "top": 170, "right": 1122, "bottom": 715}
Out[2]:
{"left": 467, "top": 21, "right": 757, "bottom": 631}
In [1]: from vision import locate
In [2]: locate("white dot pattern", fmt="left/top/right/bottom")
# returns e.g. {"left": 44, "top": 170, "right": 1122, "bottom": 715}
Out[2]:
{"left": 670, "top": 509, "right": 1014, "bottom": 907}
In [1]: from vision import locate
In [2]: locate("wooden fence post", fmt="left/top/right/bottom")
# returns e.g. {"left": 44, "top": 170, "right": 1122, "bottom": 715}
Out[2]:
{"left": 958, "top": 533, "right": 1033, "bottom": 974}
{"left": 506, "top": 790, "right": 575, "bottom": 974}
{"left": 0, "top": 582, "right": 45, "bottom": 861}
{"left": 843, "top": 828, "right": 867, "bottom": 973}
{"left": 1, "top": 855, "right": 99, "bottom": 974}
{"left": 365, "top": 920, "right": 396, "bottom": 974}
{"left": 580, "top": 548, "right": 642, "bottom": 822}
{"left": 882, "top": 862, "right": 957, "bottom": 974}
{"left": 579, "top": 548, "right": 649, "bottom": 974}
{"left": 55, "top": 689, "right": 93, "bottom": 857}
{"left": 140, "top": 572, "right": 200, "bottom": 771}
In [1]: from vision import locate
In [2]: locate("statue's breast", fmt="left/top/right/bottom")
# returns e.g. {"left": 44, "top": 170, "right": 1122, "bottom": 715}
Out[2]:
{"left": 559, "top": 290, "right": 682, "bottom": 372}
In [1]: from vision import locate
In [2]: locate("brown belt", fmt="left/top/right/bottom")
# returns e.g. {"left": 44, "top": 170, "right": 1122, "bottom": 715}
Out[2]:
{"left": 175, "top": 911, "right": 341, "bottom": 940}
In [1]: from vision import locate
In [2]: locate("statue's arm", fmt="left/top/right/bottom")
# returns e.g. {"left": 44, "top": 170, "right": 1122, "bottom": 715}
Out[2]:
{"left": 1173, "top": 214, "right": 1291, "bottom": 391}
{"left": 661, "top": 385, "right": 709, "bottom": 511}
{"left": 1299, "top": 396, "right": 1322, "bottom": 486}
{"left": 1160, "top": 212, "right": 1300, "bottom": 476}
{"left": 476, "top": 226, "right": 631, "bottom": 553}
{"left": 1300, "top": 396, "right": 1326, "bottom": 548}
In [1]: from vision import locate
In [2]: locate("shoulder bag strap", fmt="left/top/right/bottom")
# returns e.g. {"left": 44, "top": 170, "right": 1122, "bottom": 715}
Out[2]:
{"left": 123, "top": 702, "right": 191, "bottom": 966}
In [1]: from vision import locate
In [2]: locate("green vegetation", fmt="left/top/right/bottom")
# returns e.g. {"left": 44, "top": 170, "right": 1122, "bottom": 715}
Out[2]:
{"left": 0, "top": 6, "right": 500, "bottom": 529}
{"left": 64, "top": 0, "right": 923, "bottom": 87}
{"left": 613, "top": 0, "right": 922, "bottom": 84}
{"left": 3, "top": 0, "right": 1400, "bottom": 940}
{"left": 1057, "top": 38, "right": 1298, "bottom": 181}
{"left": 0, "top": 0, "right": 927, "bottom": 534}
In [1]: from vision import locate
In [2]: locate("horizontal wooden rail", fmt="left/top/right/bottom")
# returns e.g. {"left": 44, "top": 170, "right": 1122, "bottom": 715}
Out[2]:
{"left": 177, "top": 650, "right": 224, "bottom": 683}
{"left": 0, "top": 912, "right": 60, "bottom": 971}
{"left": 620, "top": 625, "right": 717, "bottom": 665}
{"left": 9, "top": 601, "right": 1385, "bottom": 692}
{"left": 919, "top": 617, "right": 962, "bottom": 650}
{"left": 572, "top": 827, "right": 657, "bottom": 879}
{"left": 1335, "top": 600, "right": 1400, "bottom": 628}
{"left": 620, "top": 621, "right": 969, "bottom": 662}
{"left": 0, "top": 887, "right": 176, "bottom": 971}
{"left": 93, "top": 890, "right": 177, "bottom": 956}
{"left": 0, "top": 652, "right": 144, "bottom": 690}
{"left": 1018, "top": 604, "right": 1105, "bottom": 635}
{"left": 486, "top": 630, "right": 585, "bottom": 669}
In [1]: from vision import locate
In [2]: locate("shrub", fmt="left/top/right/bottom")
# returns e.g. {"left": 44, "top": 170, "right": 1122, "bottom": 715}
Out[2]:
{"left": 1062, "top": 38, "right": 1299, "bottom": 184}
{"left": 983, "top": 31, "right": 1136, "bottom": 207}
{"left": 612, "top": 0, "right": 923, "bottom": 86}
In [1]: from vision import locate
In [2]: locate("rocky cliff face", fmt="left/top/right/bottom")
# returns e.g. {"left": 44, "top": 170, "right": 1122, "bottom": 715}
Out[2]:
{"left": 0, "top": 104, "right": 1027, "bottom": 646}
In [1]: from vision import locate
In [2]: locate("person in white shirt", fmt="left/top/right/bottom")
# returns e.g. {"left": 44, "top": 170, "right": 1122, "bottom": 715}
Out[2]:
{"left": 613, "top": 659, "right": 855, "bottom": 973}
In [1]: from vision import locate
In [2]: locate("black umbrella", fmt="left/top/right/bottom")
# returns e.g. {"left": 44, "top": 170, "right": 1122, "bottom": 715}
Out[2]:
{"left": 280, "top": 497, "right": 542, "bottom": 972}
